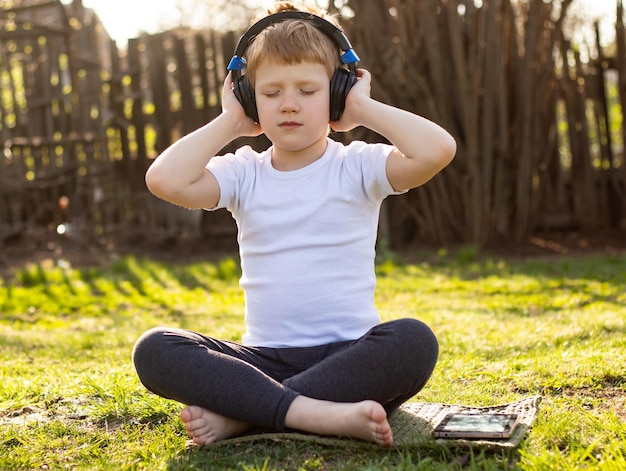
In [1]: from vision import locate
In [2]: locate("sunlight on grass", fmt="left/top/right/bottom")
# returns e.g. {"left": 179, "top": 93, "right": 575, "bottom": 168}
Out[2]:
{"left": 1, "top": 253, "right": 625, "bottom": 470}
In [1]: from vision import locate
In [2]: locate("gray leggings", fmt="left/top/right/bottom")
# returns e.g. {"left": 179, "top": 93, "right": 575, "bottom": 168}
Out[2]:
{"left": 132, "top": 318, "right": 438, "bottom": 432}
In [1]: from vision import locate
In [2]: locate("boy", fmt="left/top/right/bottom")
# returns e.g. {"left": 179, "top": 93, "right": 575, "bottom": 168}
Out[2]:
{"left": 133, "top": 1, "right": 456, "bottom": 447}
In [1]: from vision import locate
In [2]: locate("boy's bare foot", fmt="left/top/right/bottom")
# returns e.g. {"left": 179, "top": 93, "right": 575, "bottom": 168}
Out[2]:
{"left": 285, "top": 396, "right": 393, "bottom": 447}
{"left": 180, "top": 406, "right": 252, "bottom": 445}
{"left": 181, "top": 398, "right": 393, "bottom": 447}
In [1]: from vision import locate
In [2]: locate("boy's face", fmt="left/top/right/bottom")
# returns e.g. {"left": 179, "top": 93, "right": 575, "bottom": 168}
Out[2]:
{"left": 254, "top": 60, "right": 331, "bottom": 157}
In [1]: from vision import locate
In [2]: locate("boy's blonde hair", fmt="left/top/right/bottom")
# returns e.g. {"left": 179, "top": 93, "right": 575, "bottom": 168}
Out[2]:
{"left": 245, "top": 2, "right": 343, "bottom": 86}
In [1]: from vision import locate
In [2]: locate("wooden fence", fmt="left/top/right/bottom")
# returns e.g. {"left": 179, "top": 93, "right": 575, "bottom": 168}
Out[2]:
{"left": 1, "top": 0, "right": 625, "bottom": 251}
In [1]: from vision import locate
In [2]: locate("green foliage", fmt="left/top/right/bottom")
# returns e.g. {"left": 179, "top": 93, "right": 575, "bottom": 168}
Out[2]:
{"left": 1, "top": 253, "right": 625, "bottom": 470}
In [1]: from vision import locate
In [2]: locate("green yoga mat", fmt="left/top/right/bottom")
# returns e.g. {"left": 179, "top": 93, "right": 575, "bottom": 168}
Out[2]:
{"left": 194, "top": 395, "right": 542, "bottom": 450}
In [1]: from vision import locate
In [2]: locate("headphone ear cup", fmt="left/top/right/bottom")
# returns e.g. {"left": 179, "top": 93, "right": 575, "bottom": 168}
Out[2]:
{"left": 233, "top": 75, "right": 259, "bottom": 123}
{"left": 329, "top": 68, "right": 357, "bottom": 121}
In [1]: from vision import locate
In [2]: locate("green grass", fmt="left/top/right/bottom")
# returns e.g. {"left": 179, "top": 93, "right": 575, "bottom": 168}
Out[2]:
{"left": 1, "top": 250, "right": 625, "bottom": 470}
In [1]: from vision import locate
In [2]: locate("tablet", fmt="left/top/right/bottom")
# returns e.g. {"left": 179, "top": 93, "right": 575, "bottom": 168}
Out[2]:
{"left": 432, "top": 413, "right": 519, "bottom": 439}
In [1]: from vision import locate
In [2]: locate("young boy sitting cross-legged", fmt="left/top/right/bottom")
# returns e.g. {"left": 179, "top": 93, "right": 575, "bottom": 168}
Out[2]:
{"left": 132, "top": 1, "right": 456, "bottom": 447}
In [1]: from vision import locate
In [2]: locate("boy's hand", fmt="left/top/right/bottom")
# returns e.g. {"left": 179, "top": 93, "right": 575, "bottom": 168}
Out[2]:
{"left": 222, "top": 72, "right": 263, "bottom": 137}
{"left": 329, "top": 68, "right": 371, "bottom": 132}
{"left": 328, "top": 67, "right": 456, "bottom": 192}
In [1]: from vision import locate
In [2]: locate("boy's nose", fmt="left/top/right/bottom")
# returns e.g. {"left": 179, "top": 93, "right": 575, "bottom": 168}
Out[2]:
{"left": 279, "top": 92, "right": 299, "bottom": 112}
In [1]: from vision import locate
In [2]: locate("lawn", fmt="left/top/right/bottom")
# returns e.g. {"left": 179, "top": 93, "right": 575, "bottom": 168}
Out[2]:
{"left": 0, "top": 249, "right": 625, "bottom": 470}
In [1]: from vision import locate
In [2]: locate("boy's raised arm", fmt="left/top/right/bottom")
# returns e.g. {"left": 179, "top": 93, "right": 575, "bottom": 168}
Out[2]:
{"left": 332, "top": 69, "right": 456, "bottom": 192}
{"left": 145, "top": 74, "right": 262, "bottom": 209}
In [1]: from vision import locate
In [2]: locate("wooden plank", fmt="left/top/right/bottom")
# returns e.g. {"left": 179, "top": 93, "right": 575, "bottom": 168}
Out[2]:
{"left": 445, "top": 0, "right": 480, "bottom": 241}
{"left": 108, "top": 39, "right": 131, "bottom": 162}
{"left": 194, "top": 33, "right": 211, "bottom": 121}
{"left": 146, "top": 34, "right": 173, "bottom": 153}
{"left": 617, "top": 0, "right": 626, "bottom": 194}
{"left": 127, "top": 37, "right": 148, "bottom": 165}
{"left": 173, "top": 35, "right": 197, "bottom": 134}
{"left": 209, "top": 29, "right": 226, "bottom": 119}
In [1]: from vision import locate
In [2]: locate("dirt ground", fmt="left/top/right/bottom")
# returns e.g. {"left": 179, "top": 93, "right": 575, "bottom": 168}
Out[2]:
{"left": 477, "top": 230, "right": 626, "bottom": 260}
{"left": 1, "top": 229, "right": 625, "bottom": 275}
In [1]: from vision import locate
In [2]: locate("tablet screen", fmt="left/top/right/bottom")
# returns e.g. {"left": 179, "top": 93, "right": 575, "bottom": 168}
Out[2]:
{"left": 441, "top": 414, "right": 515, "bottom": 433}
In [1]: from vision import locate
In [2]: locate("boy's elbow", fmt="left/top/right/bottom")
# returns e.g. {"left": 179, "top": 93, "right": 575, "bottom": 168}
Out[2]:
{"left": 440, "top": 134, "right": 457, "bottom": 167}
{"left": 444, "top": 136, "right": 457, "bottom": 165}
{"left": 145, "top": 164, "right": 168, "bottom": 197}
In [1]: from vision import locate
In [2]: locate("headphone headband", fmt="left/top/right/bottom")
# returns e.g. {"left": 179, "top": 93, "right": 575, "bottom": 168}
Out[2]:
{"left": 227, "top": 10, "right": 359, "bottom": 72}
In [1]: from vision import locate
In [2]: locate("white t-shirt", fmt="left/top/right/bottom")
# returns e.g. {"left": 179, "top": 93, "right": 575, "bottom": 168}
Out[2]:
{"left": 207, "top": 138, "right": 400, "bottom": 347}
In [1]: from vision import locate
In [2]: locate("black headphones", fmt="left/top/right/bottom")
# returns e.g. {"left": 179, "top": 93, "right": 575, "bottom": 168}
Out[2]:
{"left": 227, "top": 10, "right": 360, "bottom": 123}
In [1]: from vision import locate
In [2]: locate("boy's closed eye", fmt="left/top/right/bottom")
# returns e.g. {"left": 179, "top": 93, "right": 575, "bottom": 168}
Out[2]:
{"left": 260, "top": 89, "right": 319, "bottom": 97}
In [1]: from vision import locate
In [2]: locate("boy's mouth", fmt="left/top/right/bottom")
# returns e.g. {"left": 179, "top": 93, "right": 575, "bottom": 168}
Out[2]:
{"left": 279, "top": 121, "right": 302, "bottom": 129}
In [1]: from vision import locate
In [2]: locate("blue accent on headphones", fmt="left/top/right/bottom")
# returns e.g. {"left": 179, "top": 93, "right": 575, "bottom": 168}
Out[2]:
{"left": 227, "top": 56, "right": 246, "bottom": 71}
{"left": 341, "top": 49, "right": 359, "bottom": 65}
